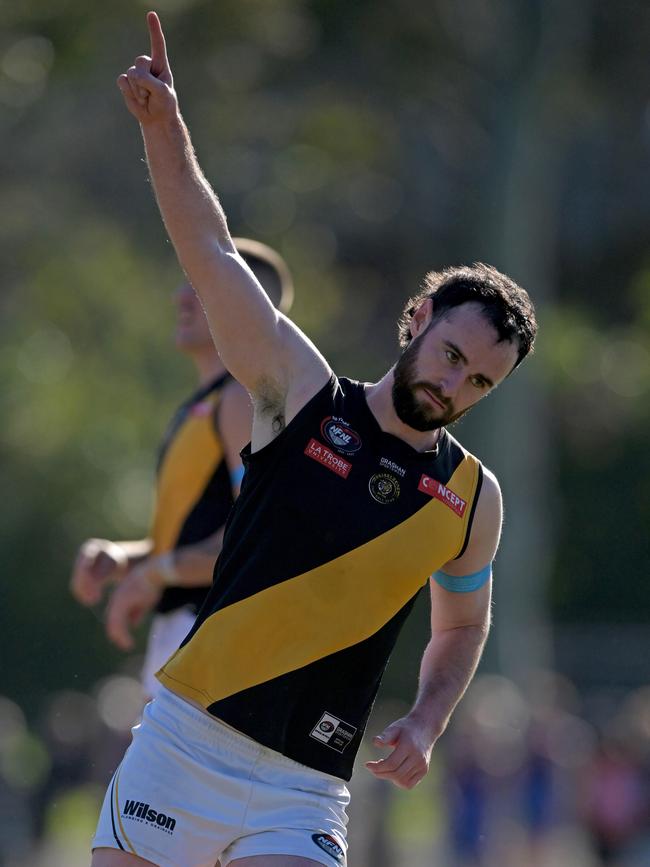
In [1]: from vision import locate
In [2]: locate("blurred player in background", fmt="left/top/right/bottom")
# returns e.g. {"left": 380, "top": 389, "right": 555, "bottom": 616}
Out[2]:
{"left": 70, "top": 239, "right": 293, "bottom": 699}
{"left": 92, "top": 12, "right": 537, "bottom": 867}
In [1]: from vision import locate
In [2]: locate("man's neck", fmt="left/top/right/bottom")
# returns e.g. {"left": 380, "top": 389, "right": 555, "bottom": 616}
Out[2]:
{"left": 365, "top": 369, "right": 442, "bottom": 453}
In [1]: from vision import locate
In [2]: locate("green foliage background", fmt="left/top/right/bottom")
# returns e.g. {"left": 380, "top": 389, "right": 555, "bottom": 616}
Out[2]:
{"left": 1, "top": 0, "right": 649, "bottom": 718}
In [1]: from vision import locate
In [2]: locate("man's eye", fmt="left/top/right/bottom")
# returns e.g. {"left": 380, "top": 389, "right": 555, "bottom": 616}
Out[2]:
{"left": 470, "top": 376, "right": 485, "bottom": 389}
{"left": 445, "top": 350, "right": 459, "bottom": 364}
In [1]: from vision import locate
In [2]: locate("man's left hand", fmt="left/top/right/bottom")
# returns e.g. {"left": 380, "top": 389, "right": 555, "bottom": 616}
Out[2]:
{"left": 365, "top": 715, "right": 436, "bottom": 789}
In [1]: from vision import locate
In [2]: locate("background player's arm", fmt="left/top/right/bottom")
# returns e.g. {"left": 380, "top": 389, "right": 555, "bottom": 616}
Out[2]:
{"left": 118, "top": 13, "right": 330, "bottom": 447}
{"left": 216, "top": 379, "right": 252, "bottom": 496}
{"left": 366, "top": 469, "right": 501, "bottom": 789}
{"left": 104, "top": 530, "right": 229, "bottom": 651}
{"left": 70, "top": 537, "right": 153, "bottom": 606}
{"left": 105, "top": 380, "right": 251, "bottom": 651}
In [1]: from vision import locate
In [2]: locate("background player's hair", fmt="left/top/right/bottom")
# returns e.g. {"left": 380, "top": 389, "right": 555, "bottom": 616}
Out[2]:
{"left": 397, "top": 262, "right": 537, "bottom": 369}
{"left": 234, "top": 237, "right": 294, "bottom": 314}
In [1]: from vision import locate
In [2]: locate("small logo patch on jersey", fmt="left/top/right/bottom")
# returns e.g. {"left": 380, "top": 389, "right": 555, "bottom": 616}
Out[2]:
{"left": 305, "top": 439, "right": 352, "bottom": 478}
{"left": 310, "top": 712, "right": 357, "bottom": 753}
{"left": 190, "top": 400, "right": 213, "bottom": 417}
{"left": 369, "top": 472, "right": 401, "bottom": 504}
{"left": 320, "top": 416, "right": 362, "bottom": 455}
{"left": 312, "top": 833, "right": 345, "bottom": 863}
{"left": 418, "top": 474, "right": 467, "bottom": 516}
{"left": 379, "top": 457, "right": 406, "bottom": 477}
{"left": 122, "top": 799, "right": 176, "bottom": 835}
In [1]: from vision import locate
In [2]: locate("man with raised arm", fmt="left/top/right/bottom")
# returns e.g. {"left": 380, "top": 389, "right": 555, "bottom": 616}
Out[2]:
{"left": 92, "top": 12, "right": 537, "bottom": 867}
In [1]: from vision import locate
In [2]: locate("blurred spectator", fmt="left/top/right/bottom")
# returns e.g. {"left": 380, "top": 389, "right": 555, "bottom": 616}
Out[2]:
{"left": 446, "top": 735, "right": 489, "bottom": 866}
{"left": 581, "top": 737, "right": 648, "bottom": 866}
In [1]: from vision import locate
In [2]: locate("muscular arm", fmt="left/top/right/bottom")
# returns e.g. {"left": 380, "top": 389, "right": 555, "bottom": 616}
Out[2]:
{"left": 366, "top": 469, "right": 502, "bottom": 789}
{"left": 118, "top": 14, "right": 330, "bottom": 449}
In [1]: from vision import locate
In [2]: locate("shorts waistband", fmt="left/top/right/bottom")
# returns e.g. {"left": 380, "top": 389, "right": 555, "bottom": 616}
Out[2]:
{"left": 154, "top": 687, "right": 342, "bottom": 783}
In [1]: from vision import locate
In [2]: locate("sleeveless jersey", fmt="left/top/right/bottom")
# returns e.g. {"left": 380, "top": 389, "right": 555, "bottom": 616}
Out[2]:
{"left": 151, "top": 373, "right": 235, "bottom": 614}
{"left": 157, "top": 375, "right": 483, "bottom": 779}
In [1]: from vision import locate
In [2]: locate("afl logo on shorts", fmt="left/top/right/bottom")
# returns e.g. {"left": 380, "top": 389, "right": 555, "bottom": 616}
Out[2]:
{"left": 320, "top": 417, "right": 362, "bottom": 455}
{"left": 369, "top": 472, "right": 400, "bottom": 504}
{"left": 319, "top": 720, "right": 335, "bottom": 733}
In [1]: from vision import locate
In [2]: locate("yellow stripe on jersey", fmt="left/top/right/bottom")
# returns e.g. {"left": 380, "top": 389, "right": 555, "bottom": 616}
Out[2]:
{"left": 157, "top": 456, "right": 479, "bottom": 707}
{"left": 150, "top": 395, "right": 223, "bottom": 555}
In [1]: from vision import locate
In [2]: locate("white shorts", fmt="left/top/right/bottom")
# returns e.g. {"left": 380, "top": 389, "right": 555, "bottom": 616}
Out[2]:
{"left": 92, "top": 687, "right": 349, "bottom": 867}
{"left": 140, "top": 607, "right": 197, "bottom": 700}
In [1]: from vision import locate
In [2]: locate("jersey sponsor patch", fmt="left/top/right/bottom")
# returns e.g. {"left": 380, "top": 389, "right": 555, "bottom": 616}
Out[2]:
{"left": 190, "top": 400, "right": 213, "bottom": 417}
{"left": 320, "top": 416, "right": 362, "bottom": 455}
{"left": 418, "top": 474, "right": 467, "bottom": 516}
{"left": 304, "top": 438, "right": 352, "bottom": 479}
{"left": 310, "top": 712, "right": 357, "bottom": 753}
{"left": 311, "top": 832, "right": 345, "bottom": 863}
{"left": 369, "top": 472, "right": 400, "bottom": 504}
{"left": 379, "top": 457, "right": 406, "bottom": 477}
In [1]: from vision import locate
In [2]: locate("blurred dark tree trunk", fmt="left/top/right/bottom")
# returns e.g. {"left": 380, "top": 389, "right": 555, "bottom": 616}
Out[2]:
{"left": 466, "top": 0, "right": 594, "bottom": 685}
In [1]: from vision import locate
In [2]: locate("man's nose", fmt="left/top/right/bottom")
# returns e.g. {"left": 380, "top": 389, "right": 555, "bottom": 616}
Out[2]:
{"left": 438, "top": 369, "right": 463, "bottom": 398}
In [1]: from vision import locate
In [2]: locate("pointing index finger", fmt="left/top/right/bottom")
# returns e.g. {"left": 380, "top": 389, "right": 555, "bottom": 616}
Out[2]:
{"left": 147, "top": 10, "right": 169, "bottom": 78}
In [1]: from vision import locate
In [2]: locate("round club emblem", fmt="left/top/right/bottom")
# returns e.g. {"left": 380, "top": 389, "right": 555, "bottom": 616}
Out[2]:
{"left": 369, "top": 472, "right": 401, "bottom": 504}
{"left": 319, "top": 720, "right": 335, "bottom": 733}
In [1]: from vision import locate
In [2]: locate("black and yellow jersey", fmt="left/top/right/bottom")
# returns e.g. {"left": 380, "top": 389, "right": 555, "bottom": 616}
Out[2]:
{"left": 158, "top": 375, "right": 483, "bottom": 779}
{"left": 151, "top": 373, "right": 235, "bottom": 614}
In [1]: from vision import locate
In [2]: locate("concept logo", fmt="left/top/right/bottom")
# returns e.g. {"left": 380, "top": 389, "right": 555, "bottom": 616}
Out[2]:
{"left": 311, "top": 833, "right": 345, "bottom": 863}
{"left": 418, "top": 475, "right": 467, "bottom": 516}
{"left": 320, "top": 417, "right": 362, "bottom": 455}
{"left": 369, "top": 472, "right": 400, "bottom": 504}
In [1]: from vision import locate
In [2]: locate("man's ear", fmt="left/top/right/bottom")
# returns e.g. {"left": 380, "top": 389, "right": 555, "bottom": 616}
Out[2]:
{"left": 409, "top": 298, "right": 433, "bottom": 339}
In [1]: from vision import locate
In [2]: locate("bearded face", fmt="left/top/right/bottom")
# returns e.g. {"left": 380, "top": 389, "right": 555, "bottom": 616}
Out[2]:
{"left": 391, "top": 303, "right": 521, "bottom": 434}
{"left": 391, "top": 331, "right": 466, "bottom": 431}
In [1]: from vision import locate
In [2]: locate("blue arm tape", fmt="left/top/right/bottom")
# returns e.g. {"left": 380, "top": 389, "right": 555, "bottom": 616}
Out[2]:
{"left": 230, "top": 465, "right": 246, "bottom": 490}
{"left": 432, "top": 563, "right": 492, "bottom": 593}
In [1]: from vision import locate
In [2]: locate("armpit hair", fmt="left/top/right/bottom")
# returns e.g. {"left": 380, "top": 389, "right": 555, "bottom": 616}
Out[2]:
{"left": 254, "top": 376, "right": 286, "bottom": 434}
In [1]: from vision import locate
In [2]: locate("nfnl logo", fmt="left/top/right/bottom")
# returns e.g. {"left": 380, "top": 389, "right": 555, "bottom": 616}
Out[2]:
{"left": 418, "top": 475, "right": 467, "bottom": 517}
{"left": 320, "top": 416, "right": 362, "bottom": 455}
{"left": 122, "top": 800, "right": 176, "bottom": 834}
{"left": 311, "top": 833, "right": 345, "bottom": 863}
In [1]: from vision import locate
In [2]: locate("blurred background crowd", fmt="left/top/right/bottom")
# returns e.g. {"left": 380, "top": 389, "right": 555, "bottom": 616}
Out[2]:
{"left": 2, "top": 670, "right": 650, "bottom": 866}
{"left": 1, "top": 0, "right": 649, "bottom": 864}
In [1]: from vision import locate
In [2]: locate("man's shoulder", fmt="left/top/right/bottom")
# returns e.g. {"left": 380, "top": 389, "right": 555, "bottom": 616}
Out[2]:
{"left": 441, "top": 428, "right": 482, "bottom": 466}
{"left": 478, "top": 466, "right": 501, "bottom": 505}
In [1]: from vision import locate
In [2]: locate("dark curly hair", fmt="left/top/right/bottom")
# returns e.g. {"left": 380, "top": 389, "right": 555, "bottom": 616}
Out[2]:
{"left": 397, "top": 262, "right": 537, "bottom": 369}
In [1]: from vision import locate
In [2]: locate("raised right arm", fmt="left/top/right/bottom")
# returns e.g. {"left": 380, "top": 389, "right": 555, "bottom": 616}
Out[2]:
{"left": 117, "top": 13, "right": 331, "bottom": 445}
